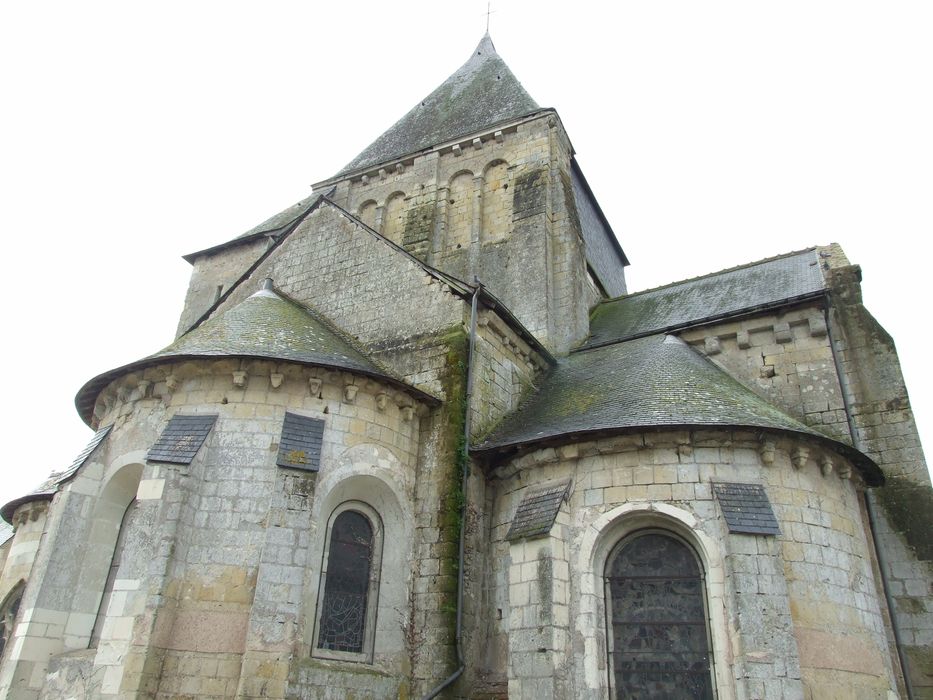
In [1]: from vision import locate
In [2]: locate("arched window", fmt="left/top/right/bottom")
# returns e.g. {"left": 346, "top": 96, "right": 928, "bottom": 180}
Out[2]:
{"left": 605, "top": 531, "right": 714, "bottom": 699}
{"left": 90, "top": 499, "right": 140, "bottom": 647}
{"left": 314, "top": 503, "right": 382, "bottom": 661}
{"left": 0, "top": 581, "right": 25, "bottom": 660}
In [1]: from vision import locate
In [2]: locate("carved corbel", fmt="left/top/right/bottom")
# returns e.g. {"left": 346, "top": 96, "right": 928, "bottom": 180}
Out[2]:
{"left": 232, "top": 370, "right": 248, "bottom": 388}
{"left": 791, "top": 446, "right": 809, "bottom": 470}
{"left": 344, "top": 384, "right": 359, "bottom": 403}
{"left": 759, "top": 439, "right": 776, "bottom": 466}
{"left": 375, "top": 392, "right": 389, "bottom": 412}
{"left": 820, "top": 455, "right": 834, "bottom": 477}
{"left": 270, "top": 372, "right": 284, "bottom": 390}
{"left": 309, "top": 377, "right": 323, "bottom": 396}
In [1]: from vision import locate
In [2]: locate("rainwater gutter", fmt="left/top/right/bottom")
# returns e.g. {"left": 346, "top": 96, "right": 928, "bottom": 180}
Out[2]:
{"left": 422, "top": 279, "right": 482, "bottom": 699}
{"left": 823, "top": 299, "right": 914, "bottom": 699}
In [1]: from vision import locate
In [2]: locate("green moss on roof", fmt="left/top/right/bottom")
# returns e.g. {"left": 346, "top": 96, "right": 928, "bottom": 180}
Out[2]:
{"left": 75, "top": 286, "right": 436, "bottom": 425}
{"left": 476, "top": 334, "right": 883, "bottom": 484}
{"left": 587, "top": 249, "right": 826, "bottom": 346}
{"left": 150, "top": 288, "right": 385, "bottom": 376}
{"left": 337, "top": 34, "right": 540, "bottom": 176}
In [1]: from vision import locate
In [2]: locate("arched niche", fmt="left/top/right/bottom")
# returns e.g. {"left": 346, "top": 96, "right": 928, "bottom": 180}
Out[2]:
{"left": 70, "top": 462, "right": 144, "bottom": 646}
{"left": 446, "top": 171, "right": 474, "bottom": 250}
{"left": 303, "top": 444, "right": 413, "bottom": 663}
{"left": 482, "top": 160, "right": 511, "bottom": 243}
{"left": 358, "top": 200, "right": 378, "bottom": 230}
{"left": 382, "top": 192, "right": 407, "bottom": 244}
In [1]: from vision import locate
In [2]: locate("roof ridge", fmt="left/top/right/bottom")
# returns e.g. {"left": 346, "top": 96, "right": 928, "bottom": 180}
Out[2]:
{"left": 600, "top": 246, "right": 820, "bottom": 304}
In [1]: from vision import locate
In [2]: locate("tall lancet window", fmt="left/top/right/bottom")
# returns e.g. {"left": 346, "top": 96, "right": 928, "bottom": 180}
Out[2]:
{"left": 315, "top": 505, "right": 382, "bottom": 660}
{"left": 606, "top": 531, "right": 714, "bottom": 699}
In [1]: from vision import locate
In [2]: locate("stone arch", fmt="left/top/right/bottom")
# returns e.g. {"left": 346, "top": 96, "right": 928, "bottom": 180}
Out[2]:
{"left": 446, "top": 170, "right": 474, "bottom": 250}
{"left": 574, "top": 503, "right": 732, "bottom": 700}
{"left": 303, "top": 444, "right": 413, "bottom": 662}
{"left": 482, "top": 159, "right": 511, "bottom": 243}
{"left": 71, "top": 461, "right": 144, "bottom": 646}
{"left": 358, "top": 199, "right": 378, "bottom": 230}
{"left": 382, "top": 192, "right": 407, "bottom": 244}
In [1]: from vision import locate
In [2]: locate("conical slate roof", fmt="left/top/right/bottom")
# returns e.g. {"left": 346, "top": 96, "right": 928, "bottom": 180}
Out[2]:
{"left": 75, "top": 282, "right": 433, "bottom": 424}
{"left": 337, "top": 34, "right": 540, "bottom": 176}
{"left": 476, "top": 334, "right": 882, "bottom": 484}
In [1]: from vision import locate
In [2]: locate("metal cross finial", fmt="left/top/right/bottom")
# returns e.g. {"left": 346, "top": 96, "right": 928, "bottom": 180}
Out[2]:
{"left": 485, "top": 2, "right": 495, "bottom": 33}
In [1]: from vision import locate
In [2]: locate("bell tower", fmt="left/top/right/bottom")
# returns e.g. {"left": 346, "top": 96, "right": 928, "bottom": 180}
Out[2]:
{"left": 314, "top": 35, "right": 629, "bottom": 352}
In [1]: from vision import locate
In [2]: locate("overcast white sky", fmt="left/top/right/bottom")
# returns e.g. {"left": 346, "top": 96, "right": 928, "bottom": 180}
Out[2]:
{"left": 1, "top": 1, "right": 931, "bottom": 508}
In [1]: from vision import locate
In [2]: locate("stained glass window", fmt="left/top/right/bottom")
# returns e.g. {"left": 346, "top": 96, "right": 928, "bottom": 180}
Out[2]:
{"left": 606, "top": 532, "right": 714, "bottom": 699}
{"left": 316, "top": 510, "right": 374, "bottom": 654}
{"left": 0, "top": 581, "right": 24, "bottom": 660}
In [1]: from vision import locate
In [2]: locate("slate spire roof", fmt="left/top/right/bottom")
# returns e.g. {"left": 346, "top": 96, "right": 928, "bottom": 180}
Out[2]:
{"left": 75, "top": 280, "right": 434, "bottom": 424}
{"left": 336, "top": 33, "right": 541, "bottom": 177}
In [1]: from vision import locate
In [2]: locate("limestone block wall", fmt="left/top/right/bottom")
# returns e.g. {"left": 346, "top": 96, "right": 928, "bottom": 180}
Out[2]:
{"left": 485, "top": 429, "right": 898, "bottom": 700}
{"left": 3, "top": 356, "right": 431, "bottom": 699}
{"left": 0, "top": 502, "right": 48, "bottom": 617}
{"left": 326, "top": 113, "right": 596, "bottom": 353}
{"left": 472, "top": 309, "right": 549, "bottom": 441}
{"left": 212, "top": 202, "right": 465, "bottom": 399}
{"left": 680, "top": 305, "right": 850, "bottom": 444}
{"left": 177, "top": 237, "right": 271, "bottom": 338}
{"left": 825, "top": 262, "right": 933, "bottom": 695}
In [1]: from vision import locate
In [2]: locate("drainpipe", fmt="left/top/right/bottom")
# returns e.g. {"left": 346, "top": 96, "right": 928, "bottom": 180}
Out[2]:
{"left": 824, "top": 300, "right": 915, "bottom": 699}
{"left": 423, "top": 279, "right": 482, "bottom": 699}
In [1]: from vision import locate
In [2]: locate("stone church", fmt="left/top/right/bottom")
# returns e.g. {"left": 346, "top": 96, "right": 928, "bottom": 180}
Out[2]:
{"left": 0, "top": 34, "right": 930, "bottom": 699}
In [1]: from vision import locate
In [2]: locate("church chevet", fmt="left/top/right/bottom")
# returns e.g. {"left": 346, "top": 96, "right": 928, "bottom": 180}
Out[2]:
{"left": 1, "top": 35, "right": 931, "bottom": 700}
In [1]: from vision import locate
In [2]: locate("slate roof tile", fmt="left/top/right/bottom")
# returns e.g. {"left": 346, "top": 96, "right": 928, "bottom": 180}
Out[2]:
{"left": 713, "top": 482, "right": 781, "bottom": 535}
{"left": 476, "top": 334, "right": 882, "bottom": 485}
{"left": 506, "top": 480, "right": 572, "bottom": 541}
{"left": 148, "top": 414, "right": 218, "bottom": 465}
{"left": 587, "top": 248, "right": 826, "bottom": 347}
{"left": 277, "top": 412, "right": 325, "bottom": 471}
{"left": 336, "top": 34, "right": 540, "bottom": 177}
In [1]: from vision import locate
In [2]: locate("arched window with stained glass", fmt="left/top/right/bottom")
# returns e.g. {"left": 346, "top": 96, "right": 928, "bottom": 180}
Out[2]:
{"left": 0, "top": 581, "right": 25, "bottom": 660}
{"left": 605, "top": 530, "right": 715, "bottom": 699}
{"left": 314, "top": 503, "right": 382, "bottom": 662}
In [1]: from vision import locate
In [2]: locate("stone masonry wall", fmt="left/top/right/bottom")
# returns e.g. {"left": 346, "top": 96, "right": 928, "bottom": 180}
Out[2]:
{"left": 826, "top": 261, "right": 933, "bottom": 696}
{"left": 325, "top": 113, "right": 596, "bottom": 353}
{"left": 486, "top": 429, "right": 898, "bottom": 700}
{"left": 680, "top": 304, "right": 850, "bottom": 444}
{"left": 177, "top": 237, "right": 271, "bottom": 338}
{"left": 3, "top": 356, "right": 428, "bottom": 699}
{"left": 212, "top": 201, "right": 464, "bottom": 399}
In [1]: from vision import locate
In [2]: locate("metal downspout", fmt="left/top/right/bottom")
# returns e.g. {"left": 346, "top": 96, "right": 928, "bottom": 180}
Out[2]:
{"left": 422, "top": 279, "right": 482, "bottom": 699}
{"left": 824, "top": 300, "right": 915, "bottom": 699}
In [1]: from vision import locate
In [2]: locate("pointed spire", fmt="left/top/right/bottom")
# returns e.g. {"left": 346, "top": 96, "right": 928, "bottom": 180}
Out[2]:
{"left": 336, "top": 35, "right": 540, "bottom": 176}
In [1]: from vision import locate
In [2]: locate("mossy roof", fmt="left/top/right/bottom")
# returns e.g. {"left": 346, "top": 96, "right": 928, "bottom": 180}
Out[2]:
{"left": 587, "top": 248, "right": 826, "bottom": 347}
{"left": 476, "top": 334, "right": 882, "bottom": 485}
{"left": 336, "top": 34, "right": 541, "bottom": 177}
{"left": 75, "top": 285, "right": 436, "bottom": 425}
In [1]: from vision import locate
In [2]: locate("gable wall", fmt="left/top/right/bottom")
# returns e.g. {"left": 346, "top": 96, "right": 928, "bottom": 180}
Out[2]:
{"left": 212, "top": 203, "right": 465, "bottom": 398}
